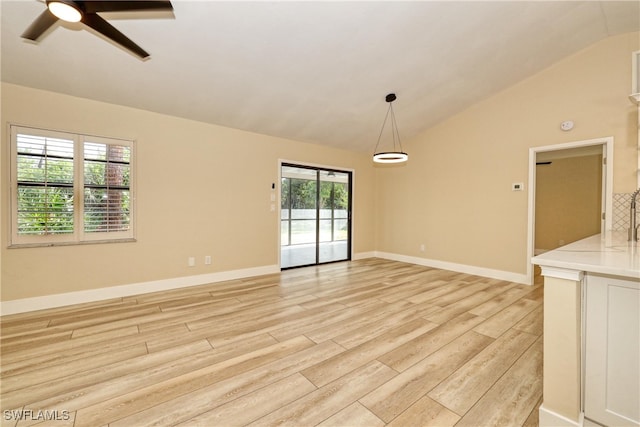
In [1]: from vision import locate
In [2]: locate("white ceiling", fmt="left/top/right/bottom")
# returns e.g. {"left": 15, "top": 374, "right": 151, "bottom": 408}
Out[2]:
{"left": 2, "top": 1, "right": 639, "bottom": 153}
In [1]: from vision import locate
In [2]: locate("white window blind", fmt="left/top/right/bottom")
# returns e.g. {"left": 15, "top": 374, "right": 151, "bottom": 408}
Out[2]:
{"left": 10, "top": 125, "right": 135, "bottom": 246}
{"left": 83, "top": 140, "right": 131, "bottom": 234}
{"left": 15, "top": 133, "right": 75, "bottom": 236}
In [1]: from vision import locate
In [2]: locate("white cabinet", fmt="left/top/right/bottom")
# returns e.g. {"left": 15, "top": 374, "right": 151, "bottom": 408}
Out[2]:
{"left": 584, "top": 274, "right": 640, "bottom": 426}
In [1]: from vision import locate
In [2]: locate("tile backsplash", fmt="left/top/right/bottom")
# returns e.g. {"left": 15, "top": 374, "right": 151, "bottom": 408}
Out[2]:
{"left": 613, "top": 193, "right": 638, "bottom": 231}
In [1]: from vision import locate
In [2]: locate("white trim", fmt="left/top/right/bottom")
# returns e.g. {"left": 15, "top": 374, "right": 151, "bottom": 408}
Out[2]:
{"left": 1, "top": 253, "right": 530, "bottom": 315}
{"left": 353, "top": 251, "right": 376, "bottom": 260}
{"left": 632, "top": 50, "right": 639, "bottom": 95}
{"left": 0, "top": 264, "right": 279, "bottom": 316}
{"left": 540, "top": 266, "right": 585, "bottom": 282}
{"left": 527, "top": 137, "right": 614, "bottom": 286}
{"left": 9, "top": 124, "right": 136, "bottom": 246}
{"left": 539, "top": 405, "right": 584, "bottom": 427}
{"left": 375, "top": 251, "right": 529, "bottom": 284}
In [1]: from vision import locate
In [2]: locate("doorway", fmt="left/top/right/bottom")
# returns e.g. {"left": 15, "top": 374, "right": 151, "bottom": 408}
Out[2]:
{"left": 280, "top": 163, "right": 352, "bottom": 269}
{"left": 527, "top": 137, "right": 613, "bottom": 285}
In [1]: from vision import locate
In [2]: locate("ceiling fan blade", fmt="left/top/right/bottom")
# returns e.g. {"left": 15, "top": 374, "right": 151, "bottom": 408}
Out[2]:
{"left": 82, "top": 1, "right": 173, "bottom": 14}
{"left": 21, "top": 9, "right": 58, "bottom": 41}
{"left": 82, "top": 13, "right": 149, "bottom": 58}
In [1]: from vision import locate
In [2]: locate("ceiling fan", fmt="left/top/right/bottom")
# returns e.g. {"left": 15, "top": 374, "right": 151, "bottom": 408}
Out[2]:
{"left": 21, "top": 0, "right": 173, "bottom": 59}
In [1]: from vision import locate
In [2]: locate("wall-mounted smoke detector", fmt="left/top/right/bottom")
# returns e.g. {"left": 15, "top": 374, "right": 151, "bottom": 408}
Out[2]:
{"left": 560, "top": 120, "right": 574, "bottom": 131}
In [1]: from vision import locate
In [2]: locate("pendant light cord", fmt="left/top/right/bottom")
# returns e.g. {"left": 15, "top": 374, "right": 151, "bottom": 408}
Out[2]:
{"left": 373, "top": 103, "right": 392, "bottom": 155}
{"left": 389, "top": 103, "right": 404, "bottom": 153}
{"left": 373, "top": 101, "right": 404, "bottom": 155}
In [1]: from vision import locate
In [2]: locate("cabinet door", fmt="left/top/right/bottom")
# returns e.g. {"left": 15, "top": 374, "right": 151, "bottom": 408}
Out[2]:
{"left": 585, "top": 274, "right": 640, "bottom": 426}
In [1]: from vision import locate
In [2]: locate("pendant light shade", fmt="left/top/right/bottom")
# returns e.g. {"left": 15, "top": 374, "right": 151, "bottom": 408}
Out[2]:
{"left": 372, "top": 93, "right": 408, "bottom": 164}
{"left": 373, "top": 151, "right": 409, "bottom": 163}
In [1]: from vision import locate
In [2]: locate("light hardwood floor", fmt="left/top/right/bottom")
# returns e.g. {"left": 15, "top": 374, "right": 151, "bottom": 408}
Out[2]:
{"left": 0, "top": 258, "right": 543, "bottom": 427}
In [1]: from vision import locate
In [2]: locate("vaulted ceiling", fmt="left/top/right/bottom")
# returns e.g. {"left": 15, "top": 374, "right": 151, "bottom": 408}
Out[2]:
{"left": 2, "top": 1, "right": 639, "bottom": 152}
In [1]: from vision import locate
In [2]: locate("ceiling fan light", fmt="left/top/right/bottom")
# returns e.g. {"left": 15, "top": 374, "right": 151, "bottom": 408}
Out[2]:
{"left": 47, "top": 1, "right": 82, "bottom": 22}
{"left": 373, "top": 152, "right": 408, "bottom": 163}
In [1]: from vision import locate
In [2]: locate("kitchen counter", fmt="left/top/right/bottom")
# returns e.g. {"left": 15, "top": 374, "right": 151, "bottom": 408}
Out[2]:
{"left": 532, "top": 231, "right": 639, "bottom": 279}
{"left": 531, "top": 232, "right": 639, "bottom": 427}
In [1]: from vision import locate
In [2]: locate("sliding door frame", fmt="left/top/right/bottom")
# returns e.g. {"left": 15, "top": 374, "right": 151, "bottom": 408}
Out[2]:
{"left": 278, "top": 159, "right": 354, "bottom": 270}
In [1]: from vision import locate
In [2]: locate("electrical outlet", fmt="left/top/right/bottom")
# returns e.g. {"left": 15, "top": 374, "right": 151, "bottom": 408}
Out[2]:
{"left": 205, "top": 255, "right": 212, "bottom": 265}
{"left": 512, "top": 182, "right": 524, "bottom": 191}
{"left": 420, "top": 244, "right": 426, "bottom": 252}
{"left": 188, "top": 257, "right": 195, "bottom": 267}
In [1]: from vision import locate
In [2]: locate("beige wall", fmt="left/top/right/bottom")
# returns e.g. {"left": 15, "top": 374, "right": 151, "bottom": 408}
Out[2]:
{"left": 2, "top": 32, "right": 639, "bottom": 303}
{"left": 0, "top": 83, "right": 376, "bottom": 301}
{"left": 376, "top": 32, "right": 639, "bottom": 276}
{"left": 535, "top": 154, "right": 603, "bottom": 252}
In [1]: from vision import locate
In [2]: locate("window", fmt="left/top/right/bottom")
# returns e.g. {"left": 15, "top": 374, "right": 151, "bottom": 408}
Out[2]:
{"left": 10, "top": 125, "right": 135, "bottom": 246}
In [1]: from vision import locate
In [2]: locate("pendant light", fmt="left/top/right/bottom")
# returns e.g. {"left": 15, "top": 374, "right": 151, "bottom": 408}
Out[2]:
{"left": 372, "top": 93, "right": 408, "bottom": 164}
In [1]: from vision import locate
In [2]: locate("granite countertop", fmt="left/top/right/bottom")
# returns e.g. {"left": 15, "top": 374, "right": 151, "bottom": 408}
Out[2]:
{"left": 531, "top": 231, "right": 640, "bottom": 279}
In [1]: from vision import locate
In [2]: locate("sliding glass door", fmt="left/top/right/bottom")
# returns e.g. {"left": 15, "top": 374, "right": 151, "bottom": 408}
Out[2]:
{"left": 281, "top": 165, "right": 317, "bottom": 268}
{"left": 280, "top": 164, "right": 351, "bottom": 269}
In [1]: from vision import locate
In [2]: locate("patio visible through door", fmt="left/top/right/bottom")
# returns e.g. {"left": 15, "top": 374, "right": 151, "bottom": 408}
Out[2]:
{"left": 280, "top": 164, "right": 352, "bottom": 269}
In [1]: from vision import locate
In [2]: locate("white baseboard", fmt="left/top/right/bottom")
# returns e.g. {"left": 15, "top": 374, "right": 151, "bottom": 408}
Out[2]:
{"left": 353, "top": 251, "right": 376, "bottom": 260}
{"left": 1, "top": 252, "right": 530, "bottom": 316}
{"left": 0, "top": 264, "right": 280, "bottom": 316}
{"left": 1, "top": 253, "right": 376, "bottom": 315}
{"left": 374, "top": 251, "right": 530, "bottom": 285}
{"left": 539, "top": 405, "right": 583, "bottom": 427}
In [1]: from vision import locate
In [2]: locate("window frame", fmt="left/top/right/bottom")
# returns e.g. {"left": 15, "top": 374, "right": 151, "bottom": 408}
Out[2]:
{"left": 9, "top": 124, "right": 136, "bottom": 247}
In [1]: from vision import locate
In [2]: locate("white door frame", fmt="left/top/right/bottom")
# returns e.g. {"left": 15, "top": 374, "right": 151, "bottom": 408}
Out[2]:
{"left": 526, "top": 137, "right": 614, "bottom": 285}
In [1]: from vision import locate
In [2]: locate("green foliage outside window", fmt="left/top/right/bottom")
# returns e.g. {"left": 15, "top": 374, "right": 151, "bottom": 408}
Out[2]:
{"left": 16, "top": 137, "right": 75, "bottom": 235}
{"left": 16, "top": 133, "right": 131, "bottom": 237}
{"left": 281, "top": 178, "right": 348, "bottom": 211}
{"left": 281, "top": 172, "right": 350, "bottom": 245}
